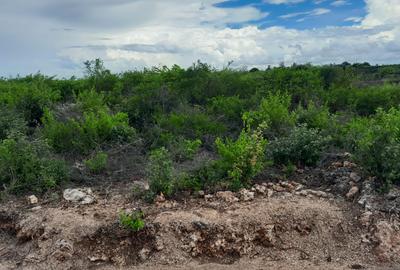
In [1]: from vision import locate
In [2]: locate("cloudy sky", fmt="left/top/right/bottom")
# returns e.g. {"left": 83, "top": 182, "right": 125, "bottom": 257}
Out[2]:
{"left": 1, "top": 0, "right": 399, "bottom": 77}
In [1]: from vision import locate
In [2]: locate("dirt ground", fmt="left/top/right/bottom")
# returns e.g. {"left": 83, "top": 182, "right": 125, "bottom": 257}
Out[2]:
{"left": 1, "top": 154, "right": 400, "bottom": 270}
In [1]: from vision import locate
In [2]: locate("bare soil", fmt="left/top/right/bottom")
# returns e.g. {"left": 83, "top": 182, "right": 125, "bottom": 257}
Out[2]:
{"left": 1, "top": 153, "right": 400, "bottom": 270}
{"left": 1, "top": 180, "right": 399, "bottom": 270}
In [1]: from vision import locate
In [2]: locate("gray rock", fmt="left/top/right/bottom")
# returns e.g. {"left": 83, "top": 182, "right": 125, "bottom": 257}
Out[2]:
{"left": 350, "top": 172, "right": 362, "bottom": 182}
{"left": 63, "top": 188, "right": 95, "bottom": 204}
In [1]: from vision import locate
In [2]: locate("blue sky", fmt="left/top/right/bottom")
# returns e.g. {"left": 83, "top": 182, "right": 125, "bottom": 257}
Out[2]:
{"left": 0, "top": 0, "right": 399, "bottom": 77}
{"left": 217, "top": 0, "right": 366, "bottom": 29}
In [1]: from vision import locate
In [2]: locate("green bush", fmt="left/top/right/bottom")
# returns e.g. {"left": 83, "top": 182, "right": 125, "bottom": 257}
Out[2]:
{"left": 119, "top": 210, "right": 145, "bottom": 232}
{"left": 84, "top": 152, "right": 108, "bottom": 174}
{"left": 0, "top": 108, "right": 27, "bottom": 140}
{"left": 268, "top": 125, "right": 327, "bottom": 167}
{"left": 352, "top": 84, "right": 400, "bottom": 116}
{"left": 76, "top": 89, "right": 107, "bottom": 113}
{"left": 42, "top": 109, "right": 135, "bottom": 154}
{"left": 215, "top": 124, "right": 267, "bottom": 190}
{"left": 146, "top": 147, "right": 174, "bottom": 196}
{"left": 0, "top": 136, "right": 68, "bottom": 193}
{"left": 296, "top": 102, "right": 330, "bottom": 130}
{"left": 243, "top": 92, "right": 295, "bottom": 137}
{"left": 352, "top": 108, "right": 400, "bottom": 187}
{"left": 0, "top": 77, "right": 61, "bottom": 126}
{"left": 169, "top": 138, "right": 202, "bottom": 161}
{"left": 157, "top": 110, "right": 226, "bottom": 140}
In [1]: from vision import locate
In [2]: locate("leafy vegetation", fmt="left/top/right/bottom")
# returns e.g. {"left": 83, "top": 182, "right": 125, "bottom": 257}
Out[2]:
{"left": 84, "top": 152, "right": 108, "bottom": 174}
{"left": 268, "top": 125, "right": 327, "bottom": 167}
{"left": 1, "top": 59, "right": 400, "bottom": 197}
{"left": 119, "top": 210, "right": 145, "bottom": 232}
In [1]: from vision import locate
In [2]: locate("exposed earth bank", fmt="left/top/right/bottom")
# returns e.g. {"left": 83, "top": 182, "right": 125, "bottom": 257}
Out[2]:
{"left": 1, "top": 155, "right": 400, "bottom": 270}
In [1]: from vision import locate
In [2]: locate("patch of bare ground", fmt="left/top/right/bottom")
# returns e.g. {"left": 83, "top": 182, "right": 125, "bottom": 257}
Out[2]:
{"left": 1, "top": 180, "right": 400, "bottom": 270}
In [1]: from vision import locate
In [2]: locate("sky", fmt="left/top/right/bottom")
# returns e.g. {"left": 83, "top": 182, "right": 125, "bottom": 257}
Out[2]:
{"left": 0, "top": 0, "right": 399, "bottom": 77}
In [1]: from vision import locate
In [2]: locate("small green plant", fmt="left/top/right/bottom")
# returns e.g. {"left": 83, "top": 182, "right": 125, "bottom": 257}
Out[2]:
{"left": 84, "top": 152, "right": 108, "bottom": 174}
{"left": 147, "top": 147, "right": 174, "bottom": 197}
{"left": 283, "top": 163, "right": 296, "bottom": 177}
{"left": 268, "top": 125, "right": 327, "bottom": 167}
{"left": 119, "top": 210, "right": 145, "bottom": 232}
{"left": 215, "top": 123, "right": 268, "bottom": 190}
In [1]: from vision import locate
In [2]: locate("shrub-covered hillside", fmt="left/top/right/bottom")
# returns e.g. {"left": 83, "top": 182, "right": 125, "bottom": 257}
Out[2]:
{"left": 1, "top": 59, "right": 400, "bottom": 199}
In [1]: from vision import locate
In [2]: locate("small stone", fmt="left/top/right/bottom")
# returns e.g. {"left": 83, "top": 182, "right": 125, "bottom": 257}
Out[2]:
{"left": 344, "top": 161, "right": 356, "bottom": 168}
{"left": 350, "top": 172, "right": 361, "bottom": 182}
{"left": 139, "top": 248, "right": 151, "bottom": 261}
{"left": 27, "top": 195, "right": 38, "bottom": 205}
{"left": 155, "top": 193, "right": 166, "bottom": 203}
{"left": 155, "top": 237, "right": 164, "bottom": 251}
{"left": 346, "top": 186, "right": 359, "bottom": 199}
{"left": 254, "top": 184, "right": 267, "bottom": 195}
{"left": 89, "top": 255, "right": 108, "bottom": 262}
{"left": 197, "top": 190, "right": 205, "bottom": 197}
{"left": 272, "top": 185, "right": 285, "bottom": 192}
{"left": 266, "top": 189, "right": 274, "bottom": 198}
{"left": 216, "top": 191, "right": 239, "bottom": 203}
{"left": 31, "top": 206, "right": 42, "bottom": 211}
{"left": 331, "top": 162, "right": 342, "bottom": 168}
{"left": 204, "top": 194, "right": 214, "bottom": 201}
{"left": 239, "top": 189, "right": 255, "bottom": 202}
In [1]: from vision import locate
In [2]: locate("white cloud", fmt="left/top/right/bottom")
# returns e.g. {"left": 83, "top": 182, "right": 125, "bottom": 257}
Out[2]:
{"left": 331, "top": 0, "right": 348, "bottom": 7}
{"left": 345, "top": 17, "right": 363, "bottom": 23}
{"left": 280, "top": 8, "right": 331, "bottom": 19}
{"left": 1, "top": 0, "right": 400, "bottom": 76}
{"left": 362, "top": 0, "right": 400, "bottom": 27}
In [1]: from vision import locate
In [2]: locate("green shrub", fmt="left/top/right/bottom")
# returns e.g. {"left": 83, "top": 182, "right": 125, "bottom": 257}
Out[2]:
{"left": 169, "top": 138, "right": 202, "bottom": 161}
{"left": 76, "top": 89, "right": 107, "bottom": 113}
{"left": 147, "top": 147, "right": 174, "bottom": 196}
{"left": 353, "top": 84, "right": 400, "bottom": 116}
{"left": 0, "top": 108, "right": 27, "bottom": 140}
{"left": 0, "top": 136, "right": 68, "bottom": 193}
{"left": 243, "top": 92, "right": 295, "bottom": 137}
{"left": 0, "top": 77, "right": 61, "bottom": 126}
{"left": 296, "top": 102, "right": 330, "bottom": 130}
{"left": 352, "top": 108, "right": 400, "bottom": 187}
{"left": 268, "top": 125, "right": 327, "bottom": 167}
{"left": 119, "top": 210, "right": 145, "bottom": 232}
{"left": 215, "top": 124, "right": 267, "bottom": 190}
{"left": 84, "top": 152, "right": 108, "bottom": 174}
{"left": 42, "top": 109, "right": 135, "bottom": 154}
{"left": 157, "top": 110, "right": 226, "bottom": 140}
{"left": 208, "top": 96, "right": 245, "bottom": 121}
